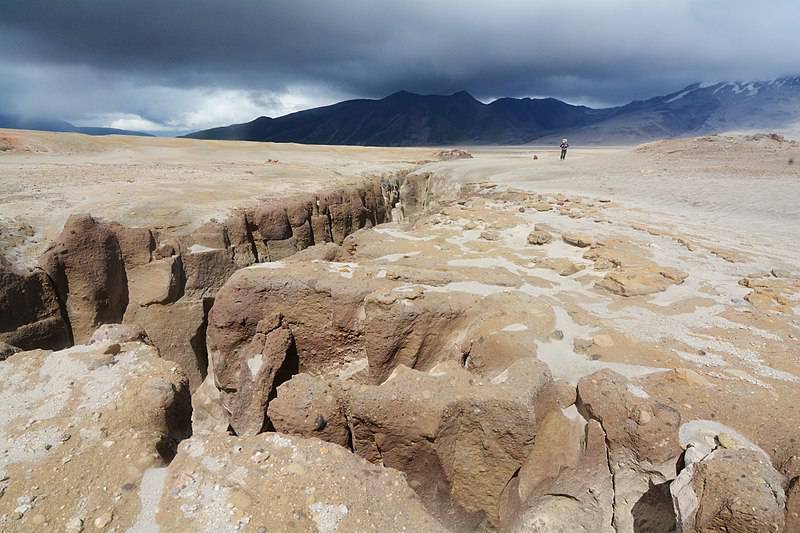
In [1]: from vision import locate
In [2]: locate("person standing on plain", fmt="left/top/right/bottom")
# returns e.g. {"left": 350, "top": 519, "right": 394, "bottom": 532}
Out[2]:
{"left": 560, "top": 138, "right": 569, "bottom": 160}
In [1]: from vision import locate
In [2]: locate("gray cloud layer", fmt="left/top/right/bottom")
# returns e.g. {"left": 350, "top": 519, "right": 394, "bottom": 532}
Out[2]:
{"left": 2, "top": 0, "right": 799, "bottom": 132}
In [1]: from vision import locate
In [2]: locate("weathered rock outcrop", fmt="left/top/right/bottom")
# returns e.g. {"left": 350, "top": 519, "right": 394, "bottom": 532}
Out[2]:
{"left": 0, "top": 258, "right": 71, "bottom": 350}
{"left": 268, "top": 359, "right": 556, "bottom": 527}
{"left": 671, "top": 448, "right": 788, "bottom": 533}
{"left": 584, "top": 238, "right": 689, "bottom": 297}
{"left": 124, "top": 298, "right": 210, "bottom": 390}
{"left": 507, "top": 420, "right": 615, "bottom": 533}
{"left": 1, "top": 174, "right": 423, "bottom": 361}
{"left": 39, "top": 214, "right": 129, "bottom": 344}
{"left": 577, "top": 370, "right": 682, "bottom": 532}
{"left": 267, "top": 372, "right": 350, "bottom": 448}
{"left": 0, "top": 337, "right": 191, "bottom": 530}
{"left": 215, "top": 314, "right": 297, "bottom": 436}
{"left": 207, "top": 259, "right": 486, "bottom": 391}
{"left": 157, "top": 433, "right": 448, "bottom": 532}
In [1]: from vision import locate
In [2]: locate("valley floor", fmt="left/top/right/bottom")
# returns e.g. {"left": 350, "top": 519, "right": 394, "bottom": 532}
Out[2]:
{"left": 1, "top": 129, "right": 799, "bottom": 531}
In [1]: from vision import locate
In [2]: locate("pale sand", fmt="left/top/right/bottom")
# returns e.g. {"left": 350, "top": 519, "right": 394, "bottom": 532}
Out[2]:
{"left": 0, "top": 129, "right": 431, "bottom": 265}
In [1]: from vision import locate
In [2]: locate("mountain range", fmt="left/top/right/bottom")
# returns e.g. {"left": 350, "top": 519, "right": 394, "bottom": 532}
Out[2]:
{"left": 186, "top": 76, "right": 800, "bottom": 146}
{"left": 0, "top": 114, "right": 153, "bottom": 137}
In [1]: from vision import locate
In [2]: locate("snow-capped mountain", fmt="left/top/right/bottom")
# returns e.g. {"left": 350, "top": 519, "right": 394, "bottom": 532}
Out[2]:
{"left": 553, "top": 76, "right": 800, "bottom": 143}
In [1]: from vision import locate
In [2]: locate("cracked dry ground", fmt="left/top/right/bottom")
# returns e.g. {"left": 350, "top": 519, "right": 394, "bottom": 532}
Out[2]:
{"left": 2, "top": 186, "right": 800, "bottom": 532}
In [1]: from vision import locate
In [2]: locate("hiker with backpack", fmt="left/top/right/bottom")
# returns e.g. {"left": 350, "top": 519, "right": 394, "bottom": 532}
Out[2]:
{"left": 560, "top": 138, "right": 569, "bottom": 160}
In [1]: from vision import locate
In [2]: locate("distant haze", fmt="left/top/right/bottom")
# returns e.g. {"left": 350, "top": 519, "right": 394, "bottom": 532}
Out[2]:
{"left": 1, "top": 0, "right": 799, "bottom": 134}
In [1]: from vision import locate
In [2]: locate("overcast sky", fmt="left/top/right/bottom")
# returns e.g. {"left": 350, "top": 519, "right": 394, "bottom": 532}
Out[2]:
{"left": 2, "top": 0, "right": 799, "bottom": 134}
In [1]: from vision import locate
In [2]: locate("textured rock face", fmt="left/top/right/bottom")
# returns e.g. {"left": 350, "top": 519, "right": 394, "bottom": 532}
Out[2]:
{"left": 110, "top": 222, "right": 155, "bottom": 270}
{"left": 577, "top": 370, "right": 683, "bottom": 533}
{"left": 0, "top": 258, "right": 71, "bottom": 350}
{"left": 0, "top": 338, "right": 191, "bottom": 531}
{"left": 267, "top": 373, "right": 350, "bottom": 448}
{"left": 40, "top": 214, "right": 129, "bottom": 344}
{"left": 671, "top": 448, "right": 788, "bottom": 533}
{"left": 181, "top": 247, "right": 237, "bottom": 299}
{"left": 208, "top": 259, "right": 499, "bottom": 397}
{"left": 215, "top": 314, "right": 297, "bottom": 436}
{"left": 126, "top": 255, "right": 184, "bottom": 306}
{"left": 269, "top": 359, "right": 555, "bottom": 527}
{"left": 124, "top": 298, "right": 210, "bottom": 390}
{"left": 207, "top": 261, "right": 379, "bottom": 381}
{"left": 499, "top": 409, "right": 586, "bottom": 523}
{"left": 157, "top": 433, "right": 448, "bottom": 532}
{"left": 508, "top": 420, "right": 615, "bottom": 533}
{"left": 527, "top": 229, "right": 553, "bottom": 245}
{"left": 362, "top": 288, "right": 473, "bottom": 383}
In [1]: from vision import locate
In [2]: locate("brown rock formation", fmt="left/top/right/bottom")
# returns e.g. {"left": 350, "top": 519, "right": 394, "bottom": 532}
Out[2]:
{"left": 267, "top": 373, "right": 350, "bottom": 448}
{"left": 577, "top": 369, "right": 682, "bottom": 532}
{"left": 507, "top": 420, "right": 615, "bottom": 532}
{"left": 0, "top": 339, "right": 191, "bottom": 530}
{"left": 671, "top": 448, "right": 788, "bottom": 533}
{"left": 124, "top": 298, "right": 210, "bottom": 390}
{"left": 157, "top": 433, "right": 448, "bottom": 532}
{"left": 39, "top": 214, "right": 129, "bottom": 344}
{"left": 0, "top": 258, "right": 71, "bottom": 350}
{"left": 215, "top": 314, "right": 297, "bottom": 436}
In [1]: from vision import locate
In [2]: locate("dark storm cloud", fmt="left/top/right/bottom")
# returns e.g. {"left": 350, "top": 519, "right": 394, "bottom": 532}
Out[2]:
{"left": 2, "top": 0, "right": 799, "bottom": 131}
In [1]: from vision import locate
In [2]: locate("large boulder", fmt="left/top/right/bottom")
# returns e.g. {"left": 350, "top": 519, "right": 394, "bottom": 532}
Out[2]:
{"left": 0, "top": 258, "right": 71, "bottom": 350}
{"left": 267, "top": 372, "right": 350, "bottom": 448}
{"left": 508, "top": 420, "right": 615, "bottom": 533}
{"left": 156, "top": 433, "right": 448, "bottom": 532}
{"left": 124, "top": 298, "right": 209, "bottom": 390}
{"left": 499, "top": 409, "right": 586, "bottom": 524}
{"left": 110, "top": 222, "right": 154, "bottom": 270}
{"left": 271, "top": 359, "right": 555, "bottom": 527}
{"left": 0, "top": 339, "right": 191, "bottom": 530}
{"left": 126, "top": 255, "right": 184, "bottom": 306}
{"left": 577, "top": 370, "right": 682, "bottom": 532}
{"left": 181, "top": 247, "right": 236, "bottom": 299}
{"left": 207, "top": 261, "right": 381, "bottom": 381}
{"left": 39, "top": 214, "right": 129, "bottom": 344}
{"left": 215, "top": 314, "right": 297, "bottom": 436}
{"left": 671, "top": 448, "right": 788, "bottom": 533}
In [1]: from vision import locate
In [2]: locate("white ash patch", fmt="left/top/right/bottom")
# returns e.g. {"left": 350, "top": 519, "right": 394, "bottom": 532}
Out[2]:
{"left": 501, "top": 323, "right": 528, "bottom": 332}
{"left": 128, "top": 467, "right": 168, "bottom": 533}
{"left": 673, "top": 350, "right": 727, "bottom": 367}
{"left": 188, "top": 244, "right": 217, "bottom": 253}
{"left": 373, "top": 251, "right": 421, "bottom": 263}
{"left": 247, "top": 260, "right": 286, "bottom": 269}
{"left": 536, "top": 306, "right": 664, "bottom": 384}
{"left": 678, "top": 419, "right": 768, "bottom": 459}
{"left": 626, "top": 383, "right": 650, "bottom": 399}
{"left": 373, "top": 227, "right": 435, "bottom": 241}
{"left": 323, "top": 261, "right": 358, "bottom": 279}
{"left": 309, "top": 502, "right": 348, "bottom": 533}
{"left": 246, "top": 353, "right": 264, "bottom": 378}
{"left": 426, "top": 281, "right": 512, "bottom": 297}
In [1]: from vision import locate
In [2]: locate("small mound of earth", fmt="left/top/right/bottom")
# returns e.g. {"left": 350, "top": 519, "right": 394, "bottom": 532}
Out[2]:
{"left": 635, "top": 133, "right": 799, "bottom": 157}
{"left": 434, "top": 149, "right": 473, "bottom": 160}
